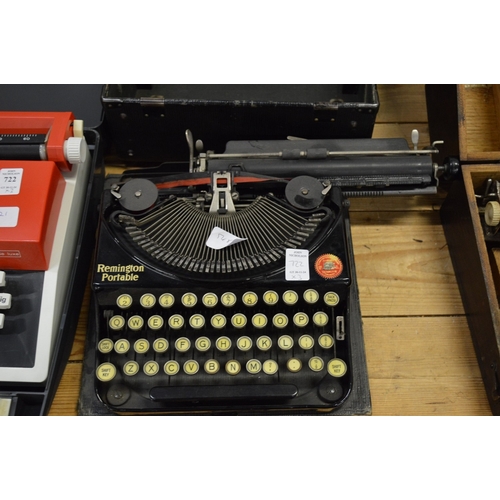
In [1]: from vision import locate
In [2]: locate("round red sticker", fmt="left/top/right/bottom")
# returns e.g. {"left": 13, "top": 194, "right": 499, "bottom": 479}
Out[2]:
{"left": 314, "top": 254, "right": 343, "bottom": 279}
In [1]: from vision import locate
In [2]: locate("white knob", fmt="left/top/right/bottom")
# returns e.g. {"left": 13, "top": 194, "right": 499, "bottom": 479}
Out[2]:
{"left": 485, "top": 201, "right": 500, "bottom": 226}
{"left": 64, "top": 136, "right": 87, "bottom": 165}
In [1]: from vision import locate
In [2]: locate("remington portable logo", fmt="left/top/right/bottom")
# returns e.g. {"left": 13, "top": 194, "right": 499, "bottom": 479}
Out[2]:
{"left": 97, "top": 264, "right": 145, "bottom": 282}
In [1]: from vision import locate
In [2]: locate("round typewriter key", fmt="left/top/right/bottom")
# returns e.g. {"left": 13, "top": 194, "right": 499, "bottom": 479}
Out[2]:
{"left": 283, "top": 290, "right": 299, "bottom": 305}
{"left": 211, "top": 313, "right": 227, "bottom": 329}
{"left": 134, "top": 338, "right": 150, "bottom": 354}
{"left": 175, "top": 337, "right": 191, "bottom": 352}
{"left": 148, "top": 315, "right": 164, "bottom": 330}
{"left": 123, "top": 360, "right": 140, "bottom": 376}
{"left": 140, "top": 293, "right": 156, "bottom": 309}
{"left": 153, "top": 338, "right": 169, "bottom": 353}
{"left": 159, "top": 293, "right": 175, "bottom": 308}
{"left": 116, "top": 294, "right": 133, "bottom": 309}
{"left": 263, "top": 290, "right": 279, "bottom": 305}
{"left": 304, "top": 289, "right": 320, "bottom": 304}
{"left": 318, "top": 334, "right": 335, "bottom": 349}
{"left": 164, "top": 360, "right": 180, "bottom": 375}
{"left": 98, "top": 338, "right": 114, "bottom": 353}
{"left": 278, "top": 335, "right": 294, "bottom": 350}
{"left": 204, "top": 359, "right": 220, "bottom": 374}
{"left": 225, "top": 360, "right": 241, "bottom": 375}
{"left": 181, "top": 292, "right": 198, "bottom": 308}
{"left": 324, "top": 292, "right": 340, "bottom": 307}
{"left": 128, "top": 315, "right": 144, "bottom": 331}
{"left": 308, "top": 356, "right": 325, "bottom": 372}
{"left": 231, "top": 313, "right": 247, "bottom": 329}
{"left": 313, "top": 311, "right": 329, "bottom": 327}
{"left": 216, "top": 336, "right": 232, "bottom": 352}
{"left": 242, "top": 291, "right": 258, "bottom": 306}
{"left": 298, "top": 334, "right": 314, "bottom": 350}
{"left": 202, "top": 292, "right": 218, "bottom": 308}
{"left": 109, "top": 315, "right": 125, "bottom": 331}
{"left": 287, "top": 358, "right": 302, "bottom": 373}
{"left": 256, "top": 335, "right": 272, "bottom": 351}
{"left": 168, "top": 314, "right": 185, "bottom": 330}
{"left": 96, "top": 362, "right": 117, "bottom": 382}
{"left": 272, "top": 313, "right": 288, "bottom": 329}
{"left": 236, "top": 336, "right": 252, "bottom": 351}
{"left": 114, "top": 339, "right": 130, "bottom": 354}
{"left": 144, "top": 361, "right": 160, "bottom": 376}
{"left": 246, "top": 359, "right": 262, "bottom": 374}
{"left": 189, "top": 314, "right": 205, "bottom": 329}
{"left": 262, "top": 359, "right": 279, "bottom": 375}
{"left": 293, "top": 312, "right": 309, "bottom": 327}
{"left": 221, "top": 292, "right": 237, "bottom": 307}
{"left": 252, "top": 313, "right": 268, "bottom": 329}
{"left": 327, "top": 358, "right": 347, "bottom": 377}
{"left": 195, "top": 336, "right": 211, "bottom": 352}
{"left": 183, "top": 360, "right": 199, "bottom": 375}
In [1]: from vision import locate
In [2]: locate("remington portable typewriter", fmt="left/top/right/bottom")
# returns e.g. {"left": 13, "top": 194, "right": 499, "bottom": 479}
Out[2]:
{"left": 79, "top": 125, "right": 447, "bottom": 415}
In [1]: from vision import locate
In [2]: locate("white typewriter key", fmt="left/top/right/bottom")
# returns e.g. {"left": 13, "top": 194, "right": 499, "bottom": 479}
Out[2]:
{"left": 242, "top": 291, "right": 258, "bottom": 306}
{"left": 304, "top": 289, "right": 320, "bottom": 304}
{"left": 189, "top": 314, "right": 205, "bottom": 329}
{"left": 318, "top": 334, "right": 335, "bottom": 349}
{"left": 123, "top": 361, "right": 140, "bottom": 376}
{"left": 293, "top": 312, "right": 309, "bottom": 328}
{"left": 175, "top": 337, "right": 191, "bottom": 352}
{"left": 313, "top": 311, "right": 329, "bottom": 327}
{"left": 278, "top": 335, "right": 294, "bottom": 350}
{"left": 181, "top": 292, "right": 198, "bottom": 308}
{"left": 140, "top": 293, "right": 156, "bottom": 309}
{"left": 225, "top": 360, "right": 241, "bottom": 375}
{"left": 116, "top": 294, "right": 133, "bottom": 309}
{"left": 96, "top": 363, "right": 117, "bottom": 382}
{"left": 211, "top": 313, "right": 227, "bottom": 329}
{"left": 128, "top": 315, "right": 144, "bottom": 331}
{"left": 308, "top": 356, "right": 325, "bottom": 372}
{"left": 221, "top": 292, "right": 237, "bottom": 307}
{"left": 153, "top": 338, "right": 169, "bottom": 353}
{"left": 231, "top": 313, "right": 247, "bottom": 328}
{"left": 283, "top": 290, "right": 298, "bottom": 305}
{"left": 0, "top": 293, "right": 12, "bottom": 309}
{"left": 287, "top": 358, "right": 302, "bottom": 373}
{"left": 134, "top": 338, "right": 150, "bottom": 354}
{"left": 204, "top": 359, "right": 220, "bottom": 374}
{"left": 263, "top": 290, "right": 279, "bottom": 305}
{"left": 114, "top": 339, "right": 130, "bottom": 354}
{"left": 164, "top": 360, "right": 180, "bottom": 375}
{"left": 246, "top": 359, "right": 262, "bottom": 374}
{"left": 327, "top": 358, "right": 347, "bottom": 377}
{"left": 148, "top": 315, "right": 164, "bottom": 330}
{"left": 109, "top": 315, "right": 126, "bottom": 331}
{"left": 144, "top": 361, "right": 160, "bottom": 376}
{"left": 195, "top": 336, "right": 211, "bottom": 352}
{"left": 262, "top": 359, "right": 279, "bottom": 375}
{"left": 272, "top": 313, "right": 288, "bottom": 328}
{"left": 168, "top": 314, "right": 185, "bottom": 329}
{"left": 98, "top": 338, "right": 114, "bottom": 354}
{"left": 236, "top": 336, "right": 253, "bottom": 351}
{"left": 324, "top": 292, "right": 340, "bottom": 307}
{"left": 0, "top": 313, "right": 4, "bottom": 329}
{"left": 298, "top": 335, "right": 314, "bottom": 350}
{"left": 159, "top": 293, "right": 175, "bottom": 308}
{"left": 183, "top": 360, "right": 199, "bottom": 375}
{"left": 202, "top": 292, "right": 218, "bottom": 308}
{"left": 0, "top": 271, "right": 6, "bottom": 286}
{"left": 256, "top": 335, "right": 272, "bottom": 351}
{"left": 216, "top": 336, "right": 232, "bottom": 352}
{"left": 252, "top": 313, "right": 268, "bottom": 329}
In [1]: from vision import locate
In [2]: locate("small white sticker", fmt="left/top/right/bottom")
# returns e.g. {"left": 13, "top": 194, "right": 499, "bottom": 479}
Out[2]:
{"left": 285, "top": 249, "right": 310, "bottom": 281}
{"left": 206, "top": 226, "right": 247, "bottom": 250}
{"left": 0, "top": 207, "right": 19, "bottom": 227}
{"left": 0, "top": 169, "right": 23, "bottom": 195}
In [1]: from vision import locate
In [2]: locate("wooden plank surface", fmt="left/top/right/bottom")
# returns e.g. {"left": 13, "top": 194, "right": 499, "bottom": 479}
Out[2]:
{"left": 49, "top": 84, "right": 492, "bottom": 416}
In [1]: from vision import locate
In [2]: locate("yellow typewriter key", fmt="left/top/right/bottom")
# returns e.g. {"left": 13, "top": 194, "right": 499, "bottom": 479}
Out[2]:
{"left": 324, "top": 292, "right": 340, "bottom": 307}
{"left": 216, "top": 336, "right": 232, "bottom": 352}
{"left": 287, "top": 358, "right": 302, "bottom": 373}
{"left": 175, "top": 337, "right": 191, "bottom": 352}
{"left": 168, "top": 314, "right": 185, "bottom": 330}
{"left": 211, "top": 314, "right": 227, "bottom": 329}
{"left": 183, "top": 360, "right": 199, "bottom": 375}
{"left": 109, "top": 315, "right": 125, "bottom": 331}
{"left": 327, "top": 358, "right": 347, "bottom": 377}
{"left": 96, "top": 362, "right": 116, "bottom": 382}
{"left": 123, "top": 360, "right": 140, "bottom": 376}
{"left": 298, "top": 334, "right": 314, "bottom": 350}
{"left": 116, "top": 294, "right": 133, "bottom": 309}
{"left": 256, "top": 335, "right": 272, "bottom": 351}
{"left": 225, "top": 360, "right": 241, "bottom": 375}
{"left": 148, "top": 315, "right": 164, "bottom": 330}
{"left": 242, "top": 291, "right": 258, "bottom": 306}
{"left": 252, "top": 313, "right": 268, "bottom": 329}
{"left": 195, "top": 336, "right": 211, "bottom": 352}
{"left": 246, "top": 359, "right": 262, "bottom": 374}
{"left": 293, "top": 312, "right": 309, "bottom": 327}
{"left": 272, "top": 313, "right": 288, "bottom": 329}
{"left": 304, "top": 289, "right": 319, "bottom": 304}
{"left": 283, "top": 290, "right": 298, "bottom": 305}
{"left": 202, "top": 292, "right": 218, "bottom": 308}
{"left": 278, "top": 335, "right": 294, "bottom": 350}
{"left": 140, "top": 293, "right": 156, "bottom": 309}
{"left": 144, "top": 361, "right": 159, "bottom": 376}
{"left": 236, "top": 336, "right": 252, "bottom": 351}
{"left": 98, "top": 338, "right": 114, "bottom": 354}
{"left": 114, "top": 339, "right": 130, "bottom": 354}
{"left": 189, "top": 314, "right": 205, "bottom": 329}
{"left": 164, "top": 360, "right": 180, "bottom": 375}
{"left": 263, "top": 290, "right": 279, "bottom": 305}
{"left": 159, "top": 293, "right": 175, "bottom": 308}
{"left": 128, "top": 315, "right": 144, "bottom": 331}
{"left": 262, "top": 359, "right": 279, "bottom": 375}
{"left": 181, "top": 292, "right": 198, "bottom": 308}
{"left": 204, "top": 359, "right": 220, "bottom": 374}
{"left": 318, "top": 334, "right": 334, "bottom": 349}
{"left": 313, "top": 311, "right": 329, "bottom": 327}
{"left": 153, "top": 338, "right": 169, "bottom": 353}
{"left": 221, "top": 292, "right": 237, "bottom": 307}
{"left": 134, "top": 338, "right": 150, "bottom": 354}
{"left": 231, "top": 313, "right": 247, "bottom": 328}
{"left": 308, "top": 356, "right": 325, "bottom": 372}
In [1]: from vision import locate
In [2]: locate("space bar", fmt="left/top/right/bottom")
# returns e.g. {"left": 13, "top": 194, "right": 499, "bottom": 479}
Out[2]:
{"left": 150, "top": 384, "right": 298, "bottom": 402}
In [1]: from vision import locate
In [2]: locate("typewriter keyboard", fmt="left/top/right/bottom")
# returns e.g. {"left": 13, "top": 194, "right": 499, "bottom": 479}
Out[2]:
{"left": 95, "top": 285, "right": 351, "bottom": 411}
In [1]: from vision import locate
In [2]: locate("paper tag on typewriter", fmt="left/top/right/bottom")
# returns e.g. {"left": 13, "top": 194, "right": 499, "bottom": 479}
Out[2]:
{"left": 206, "top": 226, "right": 247, "bottom": 250}
{"left": 285, "top": 249, "right": 310, "bottom": 281}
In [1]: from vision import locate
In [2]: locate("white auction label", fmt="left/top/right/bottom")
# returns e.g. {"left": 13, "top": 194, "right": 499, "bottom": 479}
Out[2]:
{"left": 206, "top": 226, "right": 247, "bottom": 250}
{"left": 285, "top": 249, "right": 310, "bottom": 281}
{"left": 0, "top": 169, "right": 23, "bottom": 195}
{"left": 0, "top": 207, "right": 20, "bottom": 227}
